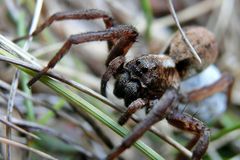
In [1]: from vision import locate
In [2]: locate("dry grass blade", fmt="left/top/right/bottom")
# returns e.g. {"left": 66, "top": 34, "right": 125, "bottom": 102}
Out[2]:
{"left": 152, "top": 0, "right": 222, "bottom": 28}
{"left": 22, "top": 0, "right": 43, "bottom": 50}
{"left": 5, "top": 1, "right": 43, "bottom": 159}
{"left": 11, "top": 118, "right": 95, "bottom": 158}
{"left": 0, "top": 117, "right": 40, "bottom": 140}
{"left": 0, "top": 80, "right": 42, "bottom": 102}
{"left": 6, "top": 69, "right": 19, "bottom": 160}
{"left": 213, "top": 0, "right": 235, "bottom": 39}
{"left": 6, "top": 70, "right": 19, "bottom": 121}
{"left": 0, "top": 79, "right": 106, "bottom": 150}
{"left": 168, "top": 0, "right": 202, "bottom": 63}
{"left": 0, "top": 136, "right": 58, "bottom": 160}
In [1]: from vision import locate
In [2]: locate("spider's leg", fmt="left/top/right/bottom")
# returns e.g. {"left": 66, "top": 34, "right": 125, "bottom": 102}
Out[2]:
{"left": 27, "top": 25, "right": 138, "bottom": 87}
{"left": 13, "top": 9, "right": 116, "bottom": 49}
{"left": 106, "top": 89, "right": 178, "bottom": 160}
{"left": 176, "top": 135, "right": 199, "bottom": 160}
{"left": 180, "top": 73, "right": 234, "bottom": 103}
{"left": 100, "top": 26, "right": 138, "bottom": 96}
{"left": 118, "top": 98, "right": 147, "bottom": 125}
{"left": 105, "top": 35, "right": 137, "bottom": 66}
{"left": 101, "top": 56, "right": 125, "bottom": 97}
{"left": 166, "top": 110, "right": 210, "bottom": 160}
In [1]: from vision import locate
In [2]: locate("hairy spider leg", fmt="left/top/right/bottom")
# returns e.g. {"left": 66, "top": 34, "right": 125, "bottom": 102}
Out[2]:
{"left": 13, "top": 9, "right": 116, "bottom": 49}
{"left": 176, "top": 135, "right": 199, "bottom": 160}
{"left": 101, "top": 56, "right": 125, "bottom": 97}
{"left": 180, "top": 73, "right": 234, "bottom": 103}
{"left": 106, "top": 89, "right": 178, "bottom": 160}
{"left": 100, "top": 27, "right": 138, "bottom": 96}
{"left": 26, "top": 25, "right": 138, "bottom": 87}
{"left": 118, "top": 98, "right": 147, "bottom": 125}
{"left": 166, "top": 110, "right": 210, "bottom": 160}
{"left": 12, "top": 9, "right": 139, "bottom": 91}
{"left": 168, "top": 73, "right": 234, "bottom": 160}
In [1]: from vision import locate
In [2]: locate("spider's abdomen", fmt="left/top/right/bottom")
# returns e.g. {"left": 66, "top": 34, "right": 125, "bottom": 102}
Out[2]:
{"left": 166, "top": 26, "right": 218, "bottom": 79}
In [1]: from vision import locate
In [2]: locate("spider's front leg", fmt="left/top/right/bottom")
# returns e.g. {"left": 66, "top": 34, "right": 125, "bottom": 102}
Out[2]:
{"left": 106, "top": 88, "right": 178, "bottom": 160}
{"left": 12, "top": 9, "right": 139, "bottom": 87}
{"left": 166, "top": 109, "right": 210, "bottom": 160}
{"left": 100, "top": 26, "right": 139, "bottom": 96}
{"left": 13, "top": 9, "right": 116, "bottom": 49}
{"left": 26, "top": 25, "right": 138, "bottom": 87}
{"left": 101, "top": 56, "right": 125, "bottom": 97}
{"left": 118, "top": 98, "right": 148, "bottom": 125}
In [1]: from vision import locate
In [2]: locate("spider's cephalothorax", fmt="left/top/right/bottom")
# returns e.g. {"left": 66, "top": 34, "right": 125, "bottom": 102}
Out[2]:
{"left": 113, "top": 55, "right": 180, "bottom": 106}
{"left": 14, "top": 9, "right": 233, "bottom": 160}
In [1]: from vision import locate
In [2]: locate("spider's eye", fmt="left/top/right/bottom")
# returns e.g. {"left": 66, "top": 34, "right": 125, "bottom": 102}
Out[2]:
{"left": 136, "top": 60, "right": 141, "bottom": 65}
{"left": 152, "top": 66, "right": 157, "bottom": 70}
{"left": 141, "top": 67, "right": 148, "bottom": 73}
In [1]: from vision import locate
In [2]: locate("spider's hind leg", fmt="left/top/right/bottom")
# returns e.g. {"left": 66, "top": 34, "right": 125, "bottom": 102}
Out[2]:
{"left": 166, "top": 109, "right": 210, "bottom": 160}
{"left": 180, "top": 73, "right": 234, "bottom": 104}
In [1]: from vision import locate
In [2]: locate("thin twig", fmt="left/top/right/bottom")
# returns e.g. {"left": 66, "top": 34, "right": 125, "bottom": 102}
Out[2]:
{"left": 168, "top": 0, "right": 202, "bottom": 63}
{"left": 11, "top": 118, "right": 96, "bottom": 159}
{"left": 6, "top": 70, "right": 19, "bottom": 121}
{"left": 5, "top": 1, "right": 43, "bottom": 159}
{"left": 0, "top": 117, "right": 40, "bottom": 140}
{"left": 20, "top": 0, "right": 43, "bottom": 121}
{"left": 6, "top": 68, "right": 19, "bottom": 160}
{"left": 152, "top": 0, "right": 222, "bottom": 29}
{"left": 0, "top": 80, "right": 42, "bottom": 102}
{"left": 0, "top": 92, "right": 24, "bottom": 117}
{"left": 22, "top": 0, "right": 43, "bottom": 51}
{"left": 213, "top": 0, "right": 235, "bottom": 40}
{"left": 0, "top": 80, "right": 103, "bottom": 146}
{"left": 4, "top": 82, "right": 115, "bottom": 151}
{"left": 0, "top": 136, "right": 58, "bottom": 160}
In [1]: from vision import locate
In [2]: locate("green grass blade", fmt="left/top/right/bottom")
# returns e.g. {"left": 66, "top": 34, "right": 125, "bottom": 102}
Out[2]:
{"left": 38, "top": 98, "right": 65, "bottom": 125}
{"left": 140, "top": 0, "right": 153, "bottom": 40}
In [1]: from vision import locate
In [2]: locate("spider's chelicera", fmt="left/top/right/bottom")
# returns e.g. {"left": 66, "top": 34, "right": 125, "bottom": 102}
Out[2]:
{"left": 14, "top": 9, "right": 233, "bottom": 160}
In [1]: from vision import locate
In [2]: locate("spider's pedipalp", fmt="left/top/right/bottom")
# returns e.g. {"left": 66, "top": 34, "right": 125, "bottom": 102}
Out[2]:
{"left": 101, "top": 56, "right": 125, "bottom": 97}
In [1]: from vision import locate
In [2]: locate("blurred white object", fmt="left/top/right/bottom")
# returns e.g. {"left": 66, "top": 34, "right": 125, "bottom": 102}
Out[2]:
{"left": 179, "top": 65, "right": 227, "bottom": 122}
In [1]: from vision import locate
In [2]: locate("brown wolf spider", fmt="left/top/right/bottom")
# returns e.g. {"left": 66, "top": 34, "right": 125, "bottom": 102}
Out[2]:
{"left": 14, "top": 9, "right": 233, "bottom": 160}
